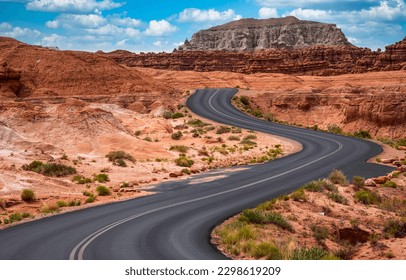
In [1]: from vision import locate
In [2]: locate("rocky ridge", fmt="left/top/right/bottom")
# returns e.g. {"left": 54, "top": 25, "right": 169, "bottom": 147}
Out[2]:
{"left": 178, "top": 16, "right": 352, "bottom": 51}
{"left": 106, "top": 37, "right": 406, "bottom": 76}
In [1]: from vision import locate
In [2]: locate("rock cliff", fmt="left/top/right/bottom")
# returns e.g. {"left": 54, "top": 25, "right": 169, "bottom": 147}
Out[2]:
{"left": 178, "top": 16, "right": 352, "bottom": 51}
{"left": 106, "top": 37, "right": 406, "bottom": 76}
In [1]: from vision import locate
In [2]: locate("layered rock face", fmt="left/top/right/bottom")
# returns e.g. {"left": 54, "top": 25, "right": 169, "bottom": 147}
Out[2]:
{"left": 178, "top": 16, "right": 352, "bottom": 51}
{"left": 106, "top": 38, "right": 406, "bottom": 76}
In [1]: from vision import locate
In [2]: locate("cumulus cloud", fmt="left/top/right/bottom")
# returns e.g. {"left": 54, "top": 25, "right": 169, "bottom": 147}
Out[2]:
{"left": 258, "top": 7, "right": 278, "bottom": 18}
{"left": 46, "top": 14, "right": 106, "bottom": 29}
{"left": 256, "top": 0, "right": 354, "bottom": 8}
{"left": 144, "top": 20, "right": 177, "bottom": 36}
{"left": 178, "top": 8, "right": 242, "bottom": 22}
{"left": 26, "top": 0, "right": 124, "bottom": 13}
{"left": 0, "top": 22, "right": 41, "bottom": 38}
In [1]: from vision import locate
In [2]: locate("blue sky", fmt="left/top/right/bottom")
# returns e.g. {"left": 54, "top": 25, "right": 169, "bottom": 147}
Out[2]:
{"left": 0, "top": 0, "right": 405, "bottom": 52}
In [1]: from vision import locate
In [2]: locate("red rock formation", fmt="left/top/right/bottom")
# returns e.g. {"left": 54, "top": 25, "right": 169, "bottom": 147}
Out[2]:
{"left": 105, "top": 37, "right": 406, "bottom": 76}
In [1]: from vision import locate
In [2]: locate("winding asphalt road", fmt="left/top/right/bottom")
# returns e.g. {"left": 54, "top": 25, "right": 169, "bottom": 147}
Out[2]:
{"left": 0, "top": 88, "right": 393, "bottom": 260}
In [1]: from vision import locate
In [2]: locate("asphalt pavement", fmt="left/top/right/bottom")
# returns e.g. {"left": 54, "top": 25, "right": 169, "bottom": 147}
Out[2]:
{"left": 0, "top": 88, "right": 393, "bottom": 259}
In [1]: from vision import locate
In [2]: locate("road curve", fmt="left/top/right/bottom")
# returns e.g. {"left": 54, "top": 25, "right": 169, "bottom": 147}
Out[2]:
{"left": 0, "top": 88, "right": 393, "bottom": 260}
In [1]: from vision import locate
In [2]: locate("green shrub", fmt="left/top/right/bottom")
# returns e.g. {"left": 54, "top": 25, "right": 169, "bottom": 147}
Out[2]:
{"left": 115, "top": 159, "right": 127, "bottom": 167}
{"left": 383, "top": 181, "right": 397, "bottom": 188}
{"left": 239, "top": 139, "right": 257, "bottom": 146}
{"left": 105, "top": 151, "right": 135, "bottom": 165}
{"left": 327, "top": 124, "right": 343, "bottom": 134}
{"left": 303, "top": 180, "right": 325, "bottom": 192}
{"left": 143, "top": 137, "right": 152, "bottom": 142}
{"left": 21, "top": 189, "right": 35, "bottom": 202}
{"left": 241, "top": 209, "right": 267, "bottom": 224}
{"left": 93, "top": 173, "right": 110, "bottom": 183}
{"left": 266, "top": 212, "right": 293, "bottom": 232}
{"left": 352, "top": 176, "right": 365, "bottom": 188}
{"left": 169, "top": 145, "right": 189, "bottom": 153}
{"left": 243, "top": 134, "right": 257, "bottom": 140}
{"left": 231, "top": 127, "right": 242, "bottom": 133}
{"left": 240, "top": 96, "right": 250, "bottom": 106}
{"left": 56, "top": 201, "right": 68, "bottom": 207}
{"left": 228, "top": 135, "right": 240, "bottom": 141}
{"left": 72, "top": 175, "right": 92, "bottom": 184}
{"left": 236, "top": 225, "right": 256, "bottom": 240}
{"left": 181, "top": 168, "right": 191, "bottom": 175}
{"left": 96, "top": 185, "right": 111, "bottom": 196}
{"left": 163, "top": 111, "right": 173, "bottom": 119}
{"left": 83, "top": 191, "right": 94, "bottom": 197}
{"left": 174, "top": 156, "right": 194, "bottom": 167}
{"left": 216, "top": 126, "right": 231, "bottom": 134}
{"left": 328, "top": 170, "right": 348, "bottom": 185}
{"left": 8, "top": 213, "right": 23, "bottom": 223}
{"left": 290, "top": 189, "right": 307, "bottom": 202}
{"left": 252, "top": 242, "right": 283, "bottom": 259}
{"left": 85, "top": 196, "right": 96, "bottom": 203}
{"left": 252, "top": 109, "right": 263, "bottom": 118}
{"left": 354, "top": 189, "right": 381, "bottom": 205}
{"left": 311, "top": 225, "right": 330, "bottom": 241}
{"left": 327, "top": 192, "right": 348, "bottom": 205}
{"left": 23, "top": 161, "right": 76, "bottom": 177}
{"left": 290, "top": 247, "right": 329, "bottom": 260}
{"left": 353, "top": 130, "right": 372, "bottom": 139}
{"left": 383, "top": 220, "right": 406, "bottom": 238}
{"left": 171, "top": 112, "right": 184, "bottom": 119}
{"left": 171, "top": 131, "right": 183, "bottom": 140}
{"left": 69, "top": 200, "right": 81, "bottom": 207}
{"left": 187, "top": 119, "right": 208, "bottom": 127}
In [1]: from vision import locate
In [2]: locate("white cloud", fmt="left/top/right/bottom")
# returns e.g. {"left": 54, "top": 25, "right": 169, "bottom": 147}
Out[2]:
{"left": 153, "top": 40, "right": 162, "bottom": 46}
{"left": 46, "top": 14, "right": 106, "bottom": 29}
{"left": 256, "top": 0, "right": 355, "bottom": 8}
{"left": 115, "top": 39, "right": 127, "bottom": 47}
{"left": 144, "top": 20, "right": 177, "bottom": 36}
{"left": 109, "top": 15, "right": 141, "bottom": 27}
{"left": 178, "top": 8, "right": 242, "bottom": 22}
{"left": 26, "top": 0, "right": 124, "bottom": 13}
{"left": 0, "top": 22, "right": 41, "bottom": 38}
{"left": 258, "top": 7, "right": 278, "bottom": 18}
{"left": 287, "top": 8, "right": 334, "bottom": 21}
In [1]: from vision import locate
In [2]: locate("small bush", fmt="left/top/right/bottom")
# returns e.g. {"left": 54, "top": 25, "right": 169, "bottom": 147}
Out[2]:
{"left": 216, "top": 126, "right": 231, "bottom": 134}
{"left": 93, "top": 173, "right": 110, "bottom": 183}
{"left": 143, "top": 137, "right": 152, "bottom": 142}
{"left": 134, "top": 130, "right": 142, "bottom": 136}
{"left": 96, "top": 185, "right": 111, "bottom": 196}
{"left": 290, "top": 247, "right": 329, "bottom": 260}
{"left": 239, "top": 139, "right": 257, "bottom": 146}
{"left": 41, "top": 203, "right": 60, "bottom": 214}
{"left": 352, "top": 176, "right": 365, "bottom": 188}
{"left": 21, "top": 189, "right": 35, "bottom": 202}
{"left": 383, "top": 181, "right": 397, "bottom": 188}
{"left": 252, "top": 109, "right": 263, "bottom": 118}
{"left": 383, "top": 220, "right": 406, "bottom": 238}
{"left": 115, "top": 159, "right": 127, "bottom": 167}
{"left": 228, "top": 135, "right": 240, "bottom": 141}
{"left": 187, "top": 119, "right": 208, "bottom": 127}
{"left": 328, "top": 170, "right": 348, "bottom": 185}
{"left": 311, "top": 225, "right": 330, "bottom": 241}
{"left": 327, "top": 192, "right": 348, "bottom": 205}
{"left": 83, "top": 191, "right": 94, "bottom": 197}
{"left": 327, "top": 124, "right": 343, "bottom": 134}
{"left": 243, "top": 134, "right": 257, "bottom": 141}
{"left": 354, "top": 189, "right": 381, "bottom": 205}
{"left": 240, "top": 96, "right": 250, "bottom": 106}
{"left": 174, "top": 156, "right": 194, "bottom": 167}
{"left": 171, "top": 112, "right": 184, "bottom": 119}
{"left": 69, "top": 200, "right": 81, "bottom": 207}
{"left": 290, "top": 189, "right": 307, "bottom": 202}
{"left": 241, "top": 209, "right": 267, "bottom": 224}
{"left": 231, "top": 127, "right": 242, "bottom": 133}
{"left": 181, "top": 168, "right": 191, "bottom": 175}
{"left": 303, "top": 180, "right": 325, "bottom": 192}
{"left": 252, "top": 242, "right": 283, "bottom": 259}
{"left": 23, "top": 161, "right": 76, "bottom": 177}
{"left": 353, "top": 130, "right": 372, "bottom": 139}
{"left": 72, "top": 175, "right": 92, "bottom": 184}
{"left": 169, "top": 145, "right": 189, "bottom": 153}
{"left": 56, "top": 201, "right": 68, "bottom": 208}
{"left": 163, "top": 111, "right": 173, "bottom": 119}
{"left": 266, "top": 212, "right": 293, "bottom": 232}
{"left": 85, "top": 196, "right": 96, "bottom": 203}
{"left": 171, "top": 131, "right": 183, "bottom": 140}
{"left": 105, "top": 151, "right": 135, "bottom": 165}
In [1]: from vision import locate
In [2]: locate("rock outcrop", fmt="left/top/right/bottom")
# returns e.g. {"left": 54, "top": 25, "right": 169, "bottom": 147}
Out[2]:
{"left": 106, "top": 37, "right": 406, "bottom": 75}
{"left": 178, "top": 16, "right": 352, "bottom": 51}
